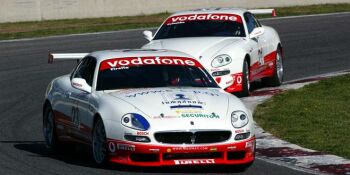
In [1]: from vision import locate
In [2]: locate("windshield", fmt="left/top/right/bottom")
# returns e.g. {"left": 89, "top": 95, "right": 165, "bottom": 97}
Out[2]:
{"left": 97, "top": 57, "right": 218, "bottom": 91}
{"left": 154, "top": 13, "right": 245, "bottom": 40}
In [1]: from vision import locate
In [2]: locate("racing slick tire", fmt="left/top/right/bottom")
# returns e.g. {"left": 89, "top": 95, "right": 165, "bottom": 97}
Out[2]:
{"left": 263, "top": 48, "right": 284, "bottom": 86}
{"left": 235, "top": 58, "right": 250, "bottom": 97}
{"left": 92, "top": 117, "right": 108, "bottom": 165}
{"left": 43, "top": 105, "right": 60, "bottom": 152}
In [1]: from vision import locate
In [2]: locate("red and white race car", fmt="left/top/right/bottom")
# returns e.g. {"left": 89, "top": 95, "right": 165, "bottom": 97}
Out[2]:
{"left": 142, "top": 8, "right": 284, "bottom": 96}
{"left": 44, "top": 49, "right": 255, "bottom": 168}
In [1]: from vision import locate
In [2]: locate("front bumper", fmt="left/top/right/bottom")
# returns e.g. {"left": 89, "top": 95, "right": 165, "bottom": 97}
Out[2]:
{"left": 107, "top": 136, "right": 255, "bottom": 166}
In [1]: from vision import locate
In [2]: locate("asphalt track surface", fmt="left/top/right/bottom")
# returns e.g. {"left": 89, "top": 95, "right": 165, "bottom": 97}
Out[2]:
{"left": 0, "top": 13, "right": 349, "bottom": 175}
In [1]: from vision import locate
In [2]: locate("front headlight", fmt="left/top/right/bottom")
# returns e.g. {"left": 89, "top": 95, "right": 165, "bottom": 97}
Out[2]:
{"left": 121, "top": 113, "right": 150, "bottom": 131}
{"left": 211, "top": 54, "right": 232, "bottom": 68}
{"left": 231, "top": 111, "right": 249, "bottom": 128}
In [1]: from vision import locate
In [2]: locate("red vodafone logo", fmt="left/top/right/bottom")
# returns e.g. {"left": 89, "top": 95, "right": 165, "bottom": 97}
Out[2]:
{"left": 99, "top": 57, "right": 202, "bottom": 71}
{"left": 236, "top": 75, "right": 242, "bottom": 84}
{"left": 165, "top": 13, "right": 242, "bottom": 25}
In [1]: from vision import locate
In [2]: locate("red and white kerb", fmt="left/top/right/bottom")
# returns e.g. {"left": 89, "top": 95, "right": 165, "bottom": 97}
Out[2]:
{"left": 165, "top": 13, "right": 242, "bottom": 25}
{"left": 99, "top": 57, "right": 202, "bottom": 71}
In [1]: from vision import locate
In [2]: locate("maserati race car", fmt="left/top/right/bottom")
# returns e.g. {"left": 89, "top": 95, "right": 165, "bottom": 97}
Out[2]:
{"left": 142, "top": 8, "right": 284, "bottom": 96}
{"left": 43, "top": 49, "right": 255, "bottom": 168}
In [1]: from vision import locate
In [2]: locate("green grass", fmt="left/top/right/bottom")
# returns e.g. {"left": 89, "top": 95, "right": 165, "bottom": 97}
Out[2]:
{"left": 0, "top": 3, "right": 349, "bottom": 40}
{"left": 254, "top": 74, "right": 350, "bottom": 159}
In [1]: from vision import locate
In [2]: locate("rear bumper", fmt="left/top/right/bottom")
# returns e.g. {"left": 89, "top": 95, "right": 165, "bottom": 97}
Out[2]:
{"left": 107, "top": 136, "right": 255, "bottom": 166}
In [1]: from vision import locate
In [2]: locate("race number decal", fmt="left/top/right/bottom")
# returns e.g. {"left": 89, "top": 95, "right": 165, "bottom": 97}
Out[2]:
{"left": 258, "top": 48, "right": 264, "bottom": 65}
{"left": 71, "top": 106, "right": 80, "bottom": 128}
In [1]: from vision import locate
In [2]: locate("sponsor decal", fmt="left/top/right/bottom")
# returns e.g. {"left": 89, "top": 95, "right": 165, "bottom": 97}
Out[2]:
{"left": 71, "top": 106, "right": 80, "bottom": 128}
{"left": 149, "top": 148, "right": 160, "bottom": 153}
{"left": 181, "top": 113, "right": 220, "bottom": 119}
{"left": 125, "top": 89, "right": 219, "bottom": 98}
{"left": 211, "top": 68, "right": 221, "bottom": 72}
{"left": 109, "top": 142, "right": 116, "bottom": 153}
{"left": 210, "top": 147, "right": 218, "bottom": 152}
{"left": 100, "top": 57, "right": 201, "bottom": 71}
{"left": 116, "top": 144, "right": 135, "bottom": 151}
{"left": 235, "top": 129, "right": 244, "bottom": 134}
{"left": 162, "top": 100, "right": 205, "bottom": 105}
{"left": 172, "top": 147, "right": 209, "bottom": 151}
{"left": 227, "top": 146, "right": 237, "bottom": 150}
{"left": 193, "top": 90, "right": 219, "bottom": 97}
{"left": 165, "top": 13, "right": 242, "bottom": 25}
{"left": 236, "top": 75, "right": 242, "bottom": 84}
{"left": 225, "top": 73, "right": 243, "bottom": 92}
{"left": 173, "top": 93, "right": 190, "bottom": 100}
{"left": 174, "top": 159, "right": 215, "bottom": 165}
{"left": 136, "top": 131, "right": 149, "bottom": 136}
{"left": 153, "top": 115, "right": 178, "bottom": 119}
{"left": 225, "top": 80, "right": 234, "bottom": 85}
{"left": 175, "top": 109, "right": 202, "bottom": 114}
{"left": 170, "top": 105, "right": 202, "bottom": 109}
{"left": 162, "top": 93, "right": 205, "bottom": 108}
{"left": 126, "top": 89, "right": 172, "bottom": 97}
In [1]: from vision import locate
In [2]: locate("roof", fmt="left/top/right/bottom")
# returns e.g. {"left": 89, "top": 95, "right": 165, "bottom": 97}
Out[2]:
{"left": 89, "top": 49, "right": 194, "bottom": 62}
{"left": 170, "top": 7, "right": 248, "bottom": 17}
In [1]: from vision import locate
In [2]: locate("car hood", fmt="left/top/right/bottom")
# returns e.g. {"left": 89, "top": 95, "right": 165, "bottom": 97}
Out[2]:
{"left": 143, "top": 37, "right": 243, "bottom": 59}
{"left": 106, "top": 87, "right": 233, "bottom": 131}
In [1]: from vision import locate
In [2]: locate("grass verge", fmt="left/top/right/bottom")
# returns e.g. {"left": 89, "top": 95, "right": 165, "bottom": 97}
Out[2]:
{"left": 254, "top": 74, "right": 350, "bottom": 159}
{"left": 0, "top": 3, "right": 349, "bottom": 40}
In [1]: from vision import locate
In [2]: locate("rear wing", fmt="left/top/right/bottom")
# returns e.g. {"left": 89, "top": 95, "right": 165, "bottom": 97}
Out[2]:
{"left": 48, "top": 53, "right": 89, "bottom": 64}
{"left": 248, "top": 9, "right": 276, "bottom": 17}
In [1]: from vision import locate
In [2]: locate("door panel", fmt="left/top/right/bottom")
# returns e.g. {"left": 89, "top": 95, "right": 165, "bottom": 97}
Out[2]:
{"left": 71, "top": 92, "right": 94, "bottom": 143}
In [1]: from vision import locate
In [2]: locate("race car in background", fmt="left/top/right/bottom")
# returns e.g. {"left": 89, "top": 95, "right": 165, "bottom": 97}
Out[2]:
{"left": 44, "top": 49, "right": 255, "bottom": 168}
{"left": 142, "top": 8, "right": 284, "bottom": 96}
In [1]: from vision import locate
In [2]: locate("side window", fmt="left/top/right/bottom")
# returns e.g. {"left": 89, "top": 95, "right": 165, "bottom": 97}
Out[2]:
{"left": 71, "top": 57, "right": 96, "bottom": 86}
{"left": 244, "top": 13, "right": 260, "bottom": 34}
{"left": 253, "top": 15, "right": 262, "bottom": 27}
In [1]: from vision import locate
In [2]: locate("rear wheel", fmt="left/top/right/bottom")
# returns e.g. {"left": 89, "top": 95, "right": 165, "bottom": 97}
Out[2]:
{"left": 235, "top": 59, "right": 250, "bottom": 97}
{"left": 92, "top": 118, "right": 108, "bottom": 165}
{"left": 43, "top": 105, "right": 59, "bottom": 151}
{"left": 263, "top": 48, "right": 284, "bottom": 86}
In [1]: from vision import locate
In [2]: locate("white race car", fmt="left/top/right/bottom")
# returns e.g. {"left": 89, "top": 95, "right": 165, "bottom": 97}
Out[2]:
{"left": 142, "top": 8, "right": 284, "bottom": 96}
{"left": 43, "top": 49, "right": 255, "bottom": 168}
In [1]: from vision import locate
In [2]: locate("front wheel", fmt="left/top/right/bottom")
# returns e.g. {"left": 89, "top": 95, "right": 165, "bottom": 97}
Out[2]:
{"left": 263, "top": 48, "right": 284, "bottom": 86}
{"left": 43, "top": 105, "right": 59, "bottom": 151}
{"left": 92, "top": 118, "right": 108, "bottom": 165}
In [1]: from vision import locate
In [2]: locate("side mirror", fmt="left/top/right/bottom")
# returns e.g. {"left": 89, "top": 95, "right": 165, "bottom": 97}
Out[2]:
{"left": 143, "top": 30, "right": 153, "bottom": 41}
{"left": 71, "top": 78, "right": 92, "bottom": 93}
{"left": 249, "top": 27, "right": 265, "bottom": 39}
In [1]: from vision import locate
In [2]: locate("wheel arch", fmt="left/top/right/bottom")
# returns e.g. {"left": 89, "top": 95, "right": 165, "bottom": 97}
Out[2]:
{"left": 43, "top": 99, "right": 52, "bottom": 116}
{"left": 245, "top": 54, "right": 251, "bottom": 67}
{"left": 93, "top": 113, "right": 103, "bottom": 128}
{"left": 277, "top": 43, "right": 283, "bottom": 57}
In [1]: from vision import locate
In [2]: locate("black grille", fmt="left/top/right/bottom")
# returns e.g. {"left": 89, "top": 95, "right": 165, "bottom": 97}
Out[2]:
{"left": 154, "top": 131, "right": 231, "bottom": 144}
